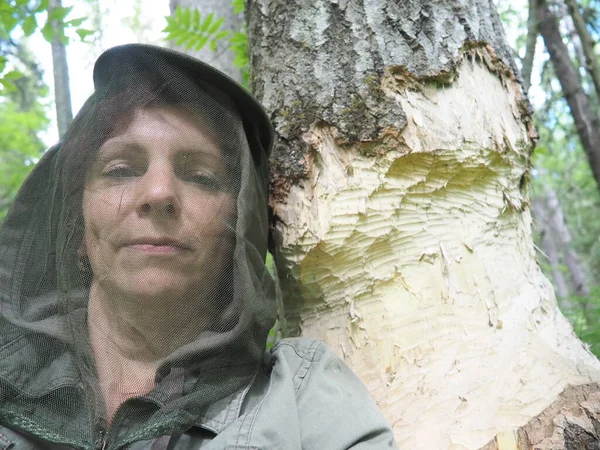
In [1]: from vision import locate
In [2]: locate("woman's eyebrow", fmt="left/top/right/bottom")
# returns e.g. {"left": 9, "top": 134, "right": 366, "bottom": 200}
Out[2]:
{"left": 176, "top": 146, "right": 222, "bottom": 167}
{"left": 93, "top": 142, "right": 145, "bottom": 166}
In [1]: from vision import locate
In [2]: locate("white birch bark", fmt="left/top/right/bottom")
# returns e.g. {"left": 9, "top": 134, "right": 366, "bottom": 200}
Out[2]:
{"left": 247, "top": 0, "right": 600, "bottom": 448}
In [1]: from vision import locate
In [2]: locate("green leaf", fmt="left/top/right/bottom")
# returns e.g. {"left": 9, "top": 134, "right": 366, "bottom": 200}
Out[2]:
{"left": 58, "top": 29, "right": 69, "bottom": 45}
{"left": 22, "top": 15, "right": 37, "bottom": 36}
{"left": 48, "top": 5, "right": 73, "bottom": 23}
{"left": 2, "top": 15, "right": 19, "bottom": 35}
{"left": 229, "top": 31, "right": 246, "bottom": 44}
{"left": 232, "top": 0, "right": 244, "bottom": 14}
{"left": 0, "top": 57, "right": 7, "bottom": 74}
{"left": 76, "top": 28, "right": 94, "bottom": 41}
{"left": 192, "top": 35, "right": 209, "bottom": 51}
{"left": 200, "top": 13, "right": 214, "bottom": 32}
{"left": 3, "top": 70, "right": 22, "bottom": 80}
{"left": 66, "top": 16, "right": 86, "bottom": 27}
{"left": 208, "top": 16, "right": 224, "bottom": 34}
{"left": 41, "top": 21, "right": 54, "bottom": 42}
{"left": 0, "top": 79, "right": 17, "bottom": 93}
{"left": 182, "top": 6, "right": 191, "bottom": 29}
{"left": 174, "top": 34, "right": 189, "bottom": 47}
{"left": 193, "top": 8, "right": 200, "bottom": 29}
{"left": 34, "top": 0, "right": 49, "bottom": 13}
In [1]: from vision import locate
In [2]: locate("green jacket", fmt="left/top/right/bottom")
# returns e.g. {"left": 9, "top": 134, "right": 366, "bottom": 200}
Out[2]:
{"left": 0, "top": 338, "right": 396, "bottom": 449}
{"left": 0, "top": 45, "right": 397, "bottom": 450}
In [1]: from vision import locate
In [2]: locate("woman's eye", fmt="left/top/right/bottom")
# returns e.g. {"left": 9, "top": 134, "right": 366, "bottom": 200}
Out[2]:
{"left": 103, "top": 165, "right": 135, "bottom": 178}
{"left": 186, "top": 173, "right": 220, "bottom": 190}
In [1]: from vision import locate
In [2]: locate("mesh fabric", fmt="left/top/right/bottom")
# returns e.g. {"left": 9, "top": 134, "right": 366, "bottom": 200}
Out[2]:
{"left": 0, "top": 44, "right": 276, "bottom": 447}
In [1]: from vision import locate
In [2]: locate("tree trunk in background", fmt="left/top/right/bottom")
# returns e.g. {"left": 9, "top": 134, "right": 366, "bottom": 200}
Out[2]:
{"left": 48, "top": 0, "right": 73, "bottom": 138}
{"left": 247, "top": 0, "right": 600, "bottom": 448}
{"left": 544, "top": 190, "right": 590, "bottom": 299}
{"left": 169, "top": 0, "right": 243, "bottom": 83}
{"left": 522, "top": 0, "right": 538, "bottom": 92}
{"left": 559, "top": 4, "right": 588, "bottom": 76}
{"left": 532, "top": 195, "right": 571, "bottom": 300}
{"left": 532, "top": 189, "right": 590, "bottom": 317}
{"left": 565, "top": 0, "right": 600, "bottom": 102}
{"left": 536, "top": 0, "right": 600, "bottom": 189}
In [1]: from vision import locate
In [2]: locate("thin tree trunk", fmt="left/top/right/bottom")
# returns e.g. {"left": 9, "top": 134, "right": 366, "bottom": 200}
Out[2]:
{"left": 522, "top": 0, "right": 538, "bottom": 92}
{"left": 560, "top": 3, "right": 588, "bottom": 75}
{"left": 565, "top": 0, "right": 600, "bottom": 102}
{"left": 248, "top": 0, "right": 600, "bottom": 448}
{"left": 169, "top": 0, "right": 243, "bottom": 83}
{"left": 536, "top": 0, "right": 600, "bottom": 188}
{"left": 545, "top": 190, "right": 590, "bottom": 297}
{"left": 532, "top": 195, "right": 571, "bottom": 299}
{"left": 48, "top": 0, "right": 73, "bottom": 139}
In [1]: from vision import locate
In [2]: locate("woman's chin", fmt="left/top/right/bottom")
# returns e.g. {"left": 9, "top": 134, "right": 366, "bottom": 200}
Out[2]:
{"left": 103, "top": 269, "right": 200, "bottom": 303}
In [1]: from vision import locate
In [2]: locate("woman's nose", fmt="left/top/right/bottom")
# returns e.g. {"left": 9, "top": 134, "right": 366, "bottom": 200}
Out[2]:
{"left": 135, "top": 166, "right": 181, "bottom": 218}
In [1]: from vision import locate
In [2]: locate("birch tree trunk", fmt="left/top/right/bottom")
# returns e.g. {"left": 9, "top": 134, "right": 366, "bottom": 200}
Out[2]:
{"left": 247, "top": 0, "right": 600, "bottom": 448}
{"left": 48, "top": 0, "right": 73, "bottom": 138}
{"left": 169, "top": 0, "right": 243, "bottom": 83}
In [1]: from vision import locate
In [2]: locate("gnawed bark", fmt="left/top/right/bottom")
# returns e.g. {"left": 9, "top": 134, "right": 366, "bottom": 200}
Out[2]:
{"left": 169, "top": 0, "right": 243, "bottom": 83}
{"left": 536, "top": 0, "right": 600, "bottom": 188}
{"left": 481, "top": 383, "right": 600, "bottom": 450}
{"left": 248, "top": 0, "right": 600, "bottom": 448}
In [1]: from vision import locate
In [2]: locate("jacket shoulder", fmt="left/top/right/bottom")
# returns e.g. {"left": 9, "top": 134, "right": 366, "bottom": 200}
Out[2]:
{"left": 267, "top": 338, "right": 398, "bottom": 449}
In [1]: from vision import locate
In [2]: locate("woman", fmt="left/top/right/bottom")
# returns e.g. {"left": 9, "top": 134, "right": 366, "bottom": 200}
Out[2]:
{"left": 0, "top": 44, "right": 396, "bottom": 449}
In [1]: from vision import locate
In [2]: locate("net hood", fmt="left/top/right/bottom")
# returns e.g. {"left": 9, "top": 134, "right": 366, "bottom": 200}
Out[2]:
{"left": 0, "top": 44, "right": 276, "bottom": 446}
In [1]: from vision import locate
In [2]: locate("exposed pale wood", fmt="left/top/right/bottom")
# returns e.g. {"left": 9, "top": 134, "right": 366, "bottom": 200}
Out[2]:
{"left": 247, "top": 0, "right": 600, "bottom": 448}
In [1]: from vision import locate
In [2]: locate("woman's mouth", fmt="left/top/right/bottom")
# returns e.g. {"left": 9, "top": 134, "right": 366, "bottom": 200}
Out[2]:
{"left": 125, "top": 237, "right": 190, "bottom": 253}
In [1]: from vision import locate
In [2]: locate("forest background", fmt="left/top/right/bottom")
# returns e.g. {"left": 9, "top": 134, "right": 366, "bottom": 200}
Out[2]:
{"left": 0, "top": 0, "right": 599, "bottom": 355}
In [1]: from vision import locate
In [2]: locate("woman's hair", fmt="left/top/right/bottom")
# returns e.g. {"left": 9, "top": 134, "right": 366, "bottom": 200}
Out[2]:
{"left": 56, "top": 68, "right": 246, "bottom": 287}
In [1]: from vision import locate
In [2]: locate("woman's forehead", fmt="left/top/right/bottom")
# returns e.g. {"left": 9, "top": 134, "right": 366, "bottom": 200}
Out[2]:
{"left": 99, "top": 107, "right": 224, "bottom": 161}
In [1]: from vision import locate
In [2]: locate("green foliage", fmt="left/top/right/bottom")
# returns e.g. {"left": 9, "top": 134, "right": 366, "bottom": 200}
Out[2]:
{"left": 498, "top": 1, "right": 600, "bottom": 356}
{"left": 561, "top": 286, "right": 600, "bottom": 357}
{"left": 0, "top": 3, "right": 56, "bottom": 221}
{"left": 164, "top": 6, "right": 229, "bottom": 53}
{"left": 0, "top": 99, "right": 49, "bottom": 221}
{"left": 163, "top": 1, "right": 249, "bottom": 86}
{"left": 0, "top": 0, "right": 94, "bottom": 58}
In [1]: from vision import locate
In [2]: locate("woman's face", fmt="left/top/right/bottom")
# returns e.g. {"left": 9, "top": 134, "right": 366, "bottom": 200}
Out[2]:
{"left": 82, "top": 107, "right": 236, "bottom": 303}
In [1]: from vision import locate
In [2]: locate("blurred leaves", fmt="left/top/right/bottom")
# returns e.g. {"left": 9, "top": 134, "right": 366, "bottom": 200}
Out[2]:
{"left": 163, "top": 1, "right": 249, "bottom": 85}
{"left": 164, "top": 6, "right": 228, "bottom": 53}
{"left": 0, "top": 44, "right": 49, "bottom": 222}
{"left": 498, "top": 0, "right": 600, "bottom": 355}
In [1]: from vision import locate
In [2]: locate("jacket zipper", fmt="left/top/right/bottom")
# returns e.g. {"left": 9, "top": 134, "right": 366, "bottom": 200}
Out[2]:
{"left": 96, "top": 428, "right": 107, "bottom": 450}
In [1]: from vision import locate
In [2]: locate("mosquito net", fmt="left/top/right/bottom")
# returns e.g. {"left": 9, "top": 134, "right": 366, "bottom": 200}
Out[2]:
{"left": 0, "top": 44, "right": 276, "bottom": 447}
